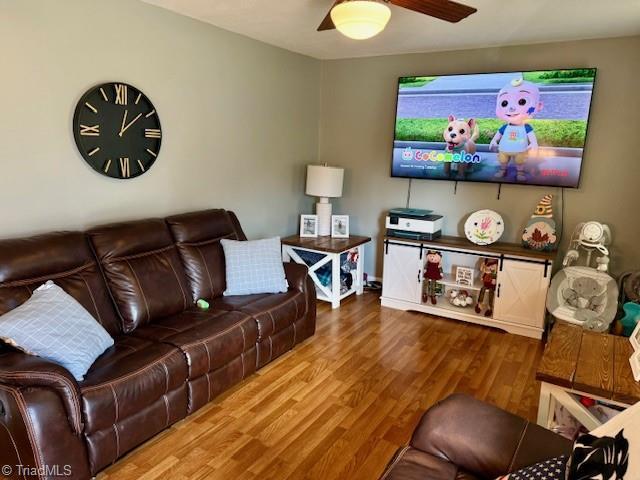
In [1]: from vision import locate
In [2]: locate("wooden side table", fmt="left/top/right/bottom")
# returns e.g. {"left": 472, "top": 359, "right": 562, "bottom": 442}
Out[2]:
{"left": 536, "top": 322, "right": 640, "bottom": 430}
{"left": 281, "top": 235, "right": 371, "bottom": 309}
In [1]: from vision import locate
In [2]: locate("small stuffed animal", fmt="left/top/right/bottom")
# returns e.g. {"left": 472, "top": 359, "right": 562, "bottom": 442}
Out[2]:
{"left": 423, "top": 251, "right": 443, "bottom": 305}
{"left": 450, "top": 290, "right": 474, "bottom": 308}
{"left": 596, "top": 256, "right": 610, "bottom": 272}
{"left": 475, "top": 258, "right": 499, "bottom": 317}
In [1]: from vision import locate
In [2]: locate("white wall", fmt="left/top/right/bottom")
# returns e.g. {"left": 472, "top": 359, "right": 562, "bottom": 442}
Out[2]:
{"left": 0, "top": 0, "right": 320, "bottom": 239}
{"left": 319, "top": 37, "right": 640, "bottom": 277}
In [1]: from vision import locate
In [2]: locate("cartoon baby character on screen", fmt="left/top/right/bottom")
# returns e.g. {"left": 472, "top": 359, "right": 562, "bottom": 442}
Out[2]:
{"left": 489, "top": 77, "right": 543, "bottom": 182}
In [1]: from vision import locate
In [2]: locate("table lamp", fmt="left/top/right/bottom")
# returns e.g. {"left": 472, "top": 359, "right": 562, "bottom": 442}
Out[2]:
{"left": 306, "top": 164, "right": 344, "bottom": 236}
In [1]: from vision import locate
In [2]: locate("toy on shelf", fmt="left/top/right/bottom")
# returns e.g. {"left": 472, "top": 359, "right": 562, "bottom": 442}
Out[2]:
{"left": 423, "top": 250, "right": 443, "bottom": 305}
{"left": 522, "top": 194, "right": 558, "bottom": 251}
{"left": 449, "top": 289, "right": 474, "bottom": 308}
{"left": 475, "top": 258, "right": 498, "bottom": 317}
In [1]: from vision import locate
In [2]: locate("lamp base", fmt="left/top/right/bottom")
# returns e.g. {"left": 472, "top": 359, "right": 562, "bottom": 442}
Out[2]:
{"left": 316, "top": 199, "right": 332, "bottom": 236}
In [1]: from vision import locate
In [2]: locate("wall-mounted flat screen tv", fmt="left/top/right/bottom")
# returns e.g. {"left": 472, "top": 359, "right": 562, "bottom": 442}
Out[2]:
{"left": 391, "top": 69, "right": 597, "bottom": 188}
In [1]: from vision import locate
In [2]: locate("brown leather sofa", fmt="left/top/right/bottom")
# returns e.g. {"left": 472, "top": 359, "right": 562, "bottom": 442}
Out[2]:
{"left": 0, "top": 209, "right": 316, "bottom": 479}
{"left": 380, "top": 394, "right": 572, "bottom": 480}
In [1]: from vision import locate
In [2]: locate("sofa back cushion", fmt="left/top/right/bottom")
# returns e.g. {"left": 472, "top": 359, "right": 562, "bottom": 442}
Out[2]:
{"left": 166, "top": 210, "right": 246, "bottom": 302}
{"left": 88, "top": 219, "right": 190, "bottom": 332}
{"left": 0, "top": 232, "right": 121, "bottom": 336}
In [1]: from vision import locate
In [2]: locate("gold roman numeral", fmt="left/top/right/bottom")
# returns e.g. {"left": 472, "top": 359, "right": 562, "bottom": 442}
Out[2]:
{"left": 119, "top": 157, "right": 130, "bottom": 178}
{"left": 103, "top": 159, "right": 112, "bottom": 173}
{"left": 115, "top": 84, "right": 128, "bottom": 105}
{"left": 144, "top": 128, "right": 162, "bottom": 139}
{"left": 80, "top": 124, "right": 100, "bottom": 136}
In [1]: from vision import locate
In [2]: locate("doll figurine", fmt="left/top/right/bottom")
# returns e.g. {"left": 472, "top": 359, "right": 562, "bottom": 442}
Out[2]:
{"left": 475, "top": 258, "right": 499, "bottom": 317}
{"left": 489, "top": 77, "right": 543, "bottom": 182}
{"left": 424, "top": 250, "right": 443, "bottom": 305}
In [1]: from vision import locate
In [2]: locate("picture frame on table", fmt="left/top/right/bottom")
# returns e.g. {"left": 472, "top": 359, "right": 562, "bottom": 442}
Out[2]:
{"left": 455, "top": 266, "right": 475, "bottom": 287}
{"left": 331, "top": 215, "right": 349, "bottom": 238}
{"left": 630, "top": 320, "right": 640, "bottom": 352}
{"left": 300, "top": 214, "right": 318, "bottom": 238}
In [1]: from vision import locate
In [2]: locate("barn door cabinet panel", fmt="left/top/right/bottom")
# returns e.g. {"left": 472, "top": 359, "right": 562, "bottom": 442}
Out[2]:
{"left": 381, "top": 242, "right": 423, "bottom": 304}
{"left": 494, "top": 260, "right": 551, "bottom": 329}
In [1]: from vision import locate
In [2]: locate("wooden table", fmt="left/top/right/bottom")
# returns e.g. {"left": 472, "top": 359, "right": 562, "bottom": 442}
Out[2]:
{"left": 281, "top": 235, "right": 371, "bottom": 309}
{"left": 536, "top": 321, "right": 640, "bottom": 430}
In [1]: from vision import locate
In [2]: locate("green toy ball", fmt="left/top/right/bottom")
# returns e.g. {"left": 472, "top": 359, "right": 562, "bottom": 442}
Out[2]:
{"left": 196, "top": 299, "right": 210, "bottom": 310}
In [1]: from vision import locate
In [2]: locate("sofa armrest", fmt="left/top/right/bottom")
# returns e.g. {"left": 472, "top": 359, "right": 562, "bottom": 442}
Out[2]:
{"left": 0, "top": 351, "right": 83, "bottom": 435}
{"left": 284, "top": 262, "right": 309, "bottom": 293}
{"left": 410, "top": 394, "right": 572, "bottom": 478}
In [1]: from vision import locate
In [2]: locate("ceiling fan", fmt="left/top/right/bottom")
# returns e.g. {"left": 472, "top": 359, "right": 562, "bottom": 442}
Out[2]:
{"left": 318, "top": 0, "right": 477, "bottom": 40}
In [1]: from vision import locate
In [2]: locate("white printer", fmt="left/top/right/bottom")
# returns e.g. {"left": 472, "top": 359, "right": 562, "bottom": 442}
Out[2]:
{"left": 385, "top": 208, "right": 443, "bottom": 240}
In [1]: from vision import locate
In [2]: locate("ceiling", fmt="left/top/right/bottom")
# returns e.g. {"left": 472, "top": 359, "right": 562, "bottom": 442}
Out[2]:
{"left": 141, "top": 0, "right": 640, "bottom": 60}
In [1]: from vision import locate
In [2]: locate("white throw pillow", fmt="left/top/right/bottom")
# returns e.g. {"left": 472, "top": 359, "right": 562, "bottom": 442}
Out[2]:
{"left": 0, "top": 281, "right": 114, "bottom": 381}
{"left": 221, "top": 237, "right": 288, "bottom": 296}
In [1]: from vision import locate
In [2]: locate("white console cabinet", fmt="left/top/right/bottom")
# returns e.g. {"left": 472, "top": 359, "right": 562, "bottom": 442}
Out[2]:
{"left": 380, "top": 236, "right": 555, "bottom": 339}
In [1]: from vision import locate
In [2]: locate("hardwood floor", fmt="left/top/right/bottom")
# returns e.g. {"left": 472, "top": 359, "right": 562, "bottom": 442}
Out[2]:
{"left": 100, "top": 292, "right": 545, "bottom": 480}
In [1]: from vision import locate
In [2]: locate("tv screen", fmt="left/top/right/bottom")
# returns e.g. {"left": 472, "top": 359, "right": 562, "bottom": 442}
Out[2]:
{"left": 391, "top": 69, "right": 596, "bottom": 188}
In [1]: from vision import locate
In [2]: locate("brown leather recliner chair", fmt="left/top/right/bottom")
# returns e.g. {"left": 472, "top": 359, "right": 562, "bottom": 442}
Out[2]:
{"left": 380, "top": 394, "right": 573, "bottom": 480}
{"left": 0, "top": 209, "right": 316, "bottom": 479}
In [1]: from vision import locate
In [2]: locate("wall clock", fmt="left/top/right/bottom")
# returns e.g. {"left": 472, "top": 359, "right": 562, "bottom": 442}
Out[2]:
{"left": 73, "top": 82, "right": 161, "bottom": 179}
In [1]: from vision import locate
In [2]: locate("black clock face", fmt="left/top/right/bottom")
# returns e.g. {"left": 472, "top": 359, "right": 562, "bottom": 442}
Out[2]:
{"left": 73, "top": 82, "right": 161, "bottom": 179}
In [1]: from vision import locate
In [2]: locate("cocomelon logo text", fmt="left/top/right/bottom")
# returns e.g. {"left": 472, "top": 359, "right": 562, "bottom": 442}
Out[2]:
{"left": 401, "top": 147, "right": 481, "bottom": 164}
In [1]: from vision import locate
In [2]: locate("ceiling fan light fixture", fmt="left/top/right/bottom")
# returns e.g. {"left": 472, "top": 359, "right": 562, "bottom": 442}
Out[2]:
{"left": 330, "top": 0, "right": 392, "bottom": 40}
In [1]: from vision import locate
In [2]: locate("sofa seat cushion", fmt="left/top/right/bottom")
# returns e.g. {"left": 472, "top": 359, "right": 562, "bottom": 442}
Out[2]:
{"left": 212, "top": 290, "right": 307, "bottom": 342}
{"left": 79, "top": 335, "right": 188, "bottom": 435}
{"left": 132, "top": 309, "right": 258, "bottom": 380}
{"left": 381, "top": 447, "right": 464, "bottom": 480}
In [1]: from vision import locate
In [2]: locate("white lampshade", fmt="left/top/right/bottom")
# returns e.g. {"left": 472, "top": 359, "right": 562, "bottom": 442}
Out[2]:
{"left": 330, "top": 1, "right": 391, "bottom": 40}
{"left": 306, "top": 165, "right": 344, "bottom": 198}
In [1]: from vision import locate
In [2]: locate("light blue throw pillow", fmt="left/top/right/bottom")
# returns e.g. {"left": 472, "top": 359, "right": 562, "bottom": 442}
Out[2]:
{"left": 0, "top": 281, "right": 114, "bottom": 381}
{"left": 221, "top": 237, "right": 288, "bottom": 296}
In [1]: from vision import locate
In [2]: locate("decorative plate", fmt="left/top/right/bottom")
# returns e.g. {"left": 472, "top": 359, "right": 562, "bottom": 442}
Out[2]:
{"left": 464, "top": 209, "right": 505, "bottom": 245}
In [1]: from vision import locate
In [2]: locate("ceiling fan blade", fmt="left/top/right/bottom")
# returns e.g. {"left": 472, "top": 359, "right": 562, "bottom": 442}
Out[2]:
{"left": 390, "top": 0, "right": 477, "bottom": 23}
{"left": 317, "top": 1, "right": 342, "bottom": 31}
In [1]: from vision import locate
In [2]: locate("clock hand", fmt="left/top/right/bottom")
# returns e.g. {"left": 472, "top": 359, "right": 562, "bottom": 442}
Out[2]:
{"left": 119, "top": 110, "right": 128, "bottom": 136}
{"left": 119, "top": 112, "right": 143, "bottom": 137}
